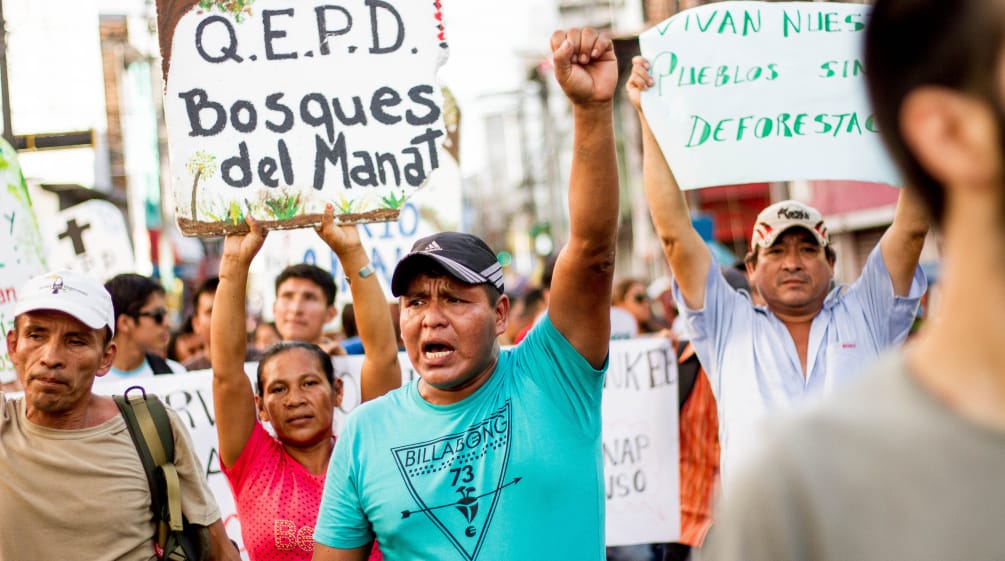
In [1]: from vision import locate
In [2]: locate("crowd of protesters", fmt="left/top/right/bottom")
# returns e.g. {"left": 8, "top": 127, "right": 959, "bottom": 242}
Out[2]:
{"left": 3, "top": 4, "right": 995, "bottom": 560}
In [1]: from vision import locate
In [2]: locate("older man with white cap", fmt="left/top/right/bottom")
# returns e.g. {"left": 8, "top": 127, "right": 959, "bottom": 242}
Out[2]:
{"left": 627, "top": 53, "right": 932, "bottom": 487}
{"left": 1, "top": 269, "right": 238, "bottom": 561}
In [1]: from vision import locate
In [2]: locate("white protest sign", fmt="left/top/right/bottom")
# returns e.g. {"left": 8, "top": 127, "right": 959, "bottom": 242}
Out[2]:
{"left": 0, "top": 138, "right": 46, "bottom": 380}
{"left": 603, "top": 338, "right": 680, "bottom": 546}
{"left": 252, "top": 151, "right": 461, "bottom": 316}
{"left": 156, "top": 0, "right": 450, "bottom": 236}
{"left": 41, "top": 199, "right": 136, "bottom": 282}
{"left": 91, "top": 338, "right": 680, "bottom": 551}
{"left": 639, "top": 1, "right": 899, "bottom": 189}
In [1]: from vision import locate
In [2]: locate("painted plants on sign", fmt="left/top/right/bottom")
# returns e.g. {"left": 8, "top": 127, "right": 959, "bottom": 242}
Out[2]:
{"left": 156, "top": 0, "right": 451, "bottom": 236}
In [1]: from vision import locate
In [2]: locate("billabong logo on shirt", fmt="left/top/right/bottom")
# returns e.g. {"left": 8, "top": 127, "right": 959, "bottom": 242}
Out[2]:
{"left": 392, "top": 402, "right": 519, "bottom": 560}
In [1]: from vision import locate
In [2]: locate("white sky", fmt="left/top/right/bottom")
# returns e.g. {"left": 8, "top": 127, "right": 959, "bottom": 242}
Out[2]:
{"left": 437, "top": 1, "right": 560, "bottom": 176}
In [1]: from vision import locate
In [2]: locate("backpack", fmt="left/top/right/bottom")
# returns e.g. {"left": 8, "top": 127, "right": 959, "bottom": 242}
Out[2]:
{"left": 114, "top": 386, "right": 211, "bottom": 561}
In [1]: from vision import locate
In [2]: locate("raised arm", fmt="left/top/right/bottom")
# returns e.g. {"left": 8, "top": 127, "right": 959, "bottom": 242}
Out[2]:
{"left": 545, "top": 28, "right": 620, "bottom": 368}
{"left": 211, "top": 217, "right": 266, "bottom": 468}
{"left": 315, "top": 205, "right": 400, "bottom": 401}
{"left": 626, "top": 56, "right": 711, "bottom": 310}
{"left": 879, "top": 185, "right": 929, "bottom": 295}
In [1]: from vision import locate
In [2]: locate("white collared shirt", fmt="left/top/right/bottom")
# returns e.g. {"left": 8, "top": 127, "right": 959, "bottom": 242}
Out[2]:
{"left": 674, "top": 245, "right": 926, "bottom": 486}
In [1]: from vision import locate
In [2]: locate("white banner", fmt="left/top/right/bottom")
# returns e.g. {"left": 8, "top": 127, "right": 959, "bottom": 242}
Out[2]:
{"left": 157, "top": 0, "right": 450, "bottom": 235}
{"left": 639, "top": 1, "right": 899, "bottom": 189}
{"left": 92, "top": 338, "right": 680, "bottom": 552}
{"left": 603, "top": 339, "right": 680, "bottom": 546}
{"left": 41, "top": 199, "right": 136, "bottom": 282}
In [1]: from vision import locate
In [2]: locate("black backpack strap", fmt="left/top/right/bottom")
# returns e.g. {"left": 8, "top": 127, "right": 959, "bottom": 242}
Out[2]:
{"left": 147, "top": 353, "right": 175, "bottom": 375}
{"left": 676, "top": 341, "right": 701, "bottom": 411}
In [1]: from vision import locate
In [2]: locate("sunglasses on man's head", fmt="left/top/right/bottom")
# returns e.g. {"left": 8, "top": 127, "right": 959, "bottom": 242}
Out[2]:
{"left": 136, "top": 308, "right": 168, "bottom": 325}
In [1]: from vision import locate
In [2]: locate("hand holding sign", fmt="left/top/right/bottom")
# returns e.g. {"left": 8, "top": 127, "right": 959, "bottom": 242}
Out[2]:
{"left": 222, "top": 214, "right": 267, "bottom": 270}
{"left": 314, "top": 203, "right": 366, "bottom": 263}
{"left": 638, "top": 1, "right": 900, "bottom": 189}
{"left": 626, "top": 56, "right": 655, "bottom": 114}
{"left": 157, "top": 0, "right": 450, "bottom": 236}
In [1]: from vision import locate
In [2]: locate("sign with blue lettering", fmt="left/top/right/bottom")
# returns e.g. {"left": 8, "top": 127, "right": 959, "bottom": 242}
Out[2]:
{"left": 156, "top": 0, "right": 450, "bottom": 236}
{"left": 639, "top": 1, "right": 899, "bottom": 189}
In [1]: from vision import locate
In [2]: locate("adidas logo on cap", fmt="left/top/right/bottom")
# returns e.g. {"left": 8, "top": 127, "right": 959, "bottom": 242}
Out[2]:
{"left": 423, "top": 240, "right": 444, "bottom": 252}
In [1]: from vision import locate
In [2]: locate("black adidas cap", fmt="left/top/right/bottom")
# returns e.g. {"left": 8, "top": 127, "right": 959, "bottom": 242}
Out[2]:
{"left": 391, "top": 232, "right": 504, "bottom": 297}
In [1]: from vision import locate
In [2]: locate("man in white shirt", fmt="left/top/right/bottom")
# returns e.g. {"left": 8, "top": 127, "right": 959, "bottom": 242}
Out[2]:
{"left": 626, "top": 58, "right": 930, "bottom": 483}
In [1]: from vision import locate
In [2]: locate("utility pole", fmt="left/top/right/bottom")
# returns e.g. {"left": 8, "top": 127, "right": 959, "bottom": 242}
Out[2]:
{"left": 0, "top": 0, "right": 14, "bottom": 145}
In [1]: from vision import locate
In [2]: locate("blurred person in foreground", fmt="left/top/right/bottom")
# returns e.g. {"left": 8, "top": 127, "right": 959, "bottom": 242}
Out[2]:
{"left": 701, "top": 2, "right": 1005, "bottom": 560}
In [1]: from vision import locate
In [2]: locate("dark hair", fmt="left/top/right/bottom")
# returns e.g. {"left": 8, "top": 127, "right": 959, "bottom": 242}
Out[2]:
{"left": 865, "top": 0, "right": 1005, "bottom": 227}
{"left": 341, "top": 303, "right": 358, "bottom": 338}
{"left": 104, "top": 273, "right": 165, "bottom": 321}
{"left": 192, "top": 276, "right": 220, "bottom": 311}
{"left": 255, "top": 341, "right": 335, "bottom": 397}
{"left": 275, "top": 264, "right": 337, "bottom": 306}
{"left": 541, "top": 253, "right": 558, "bottom": 290}
{"left": 167, "top": 315, "right": 197, "bottom": 362}
{"left": 520, "top": 287, "right": 546, "bottom": 311}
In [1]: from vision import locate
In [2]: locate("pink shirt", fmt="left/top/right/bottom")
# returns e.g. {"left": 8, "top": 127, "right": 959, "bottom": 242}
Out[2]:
{"left": 223, "top": 423, "right": 381, "bottom": 561}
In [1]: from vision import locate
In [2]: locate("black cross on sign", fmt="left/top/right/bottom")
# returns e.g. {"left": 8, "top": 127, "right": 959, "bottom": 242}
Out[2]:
{"left": 58, "top": 218, "right": 91, "bottom": 255}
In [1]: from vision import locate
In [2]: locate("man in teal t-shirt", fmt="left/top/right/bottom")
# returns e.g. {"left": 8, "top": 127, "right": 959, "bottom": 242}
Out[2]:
{"left": 312, "top": 27, "right": 621, "bottom": 561}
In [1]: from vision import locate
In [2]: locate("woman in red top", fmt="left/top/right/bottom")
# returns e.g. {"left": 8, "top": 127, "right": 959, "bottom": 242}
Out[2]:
{"left": 212, "top": 209, "right": 401, "bottom": 560}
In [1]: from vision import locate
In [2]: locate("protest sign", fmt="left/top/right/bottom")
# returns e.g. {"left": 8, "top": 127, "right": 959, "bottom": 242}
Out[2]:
{"left": 41, "top": 199, "right": 136, "bottom": 281}
{"left": 0, "top": 138, "right": 46, "bottom": 382}
{"left": 156, "top": 0, "right": 450, "bottom": 236}
{"left": 639, "top": 1, "right": 900, "bottom": 189}
{"left": 91, "top": 338, "right": 679, "bottom": 552}
{"left": 603, "top": 338, "right": 681, "bottom": 545}
{"left": 251, "top": 142, "right": 461, "bottom": 316}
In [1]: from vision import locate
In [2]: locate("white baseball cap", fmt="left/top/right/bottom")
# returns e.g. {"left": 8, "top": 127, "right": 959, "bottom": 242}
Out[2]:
{"left": 14, "top": 270, "right": 116, "bottom": 336}
{"left": 751, "top": 200, "right": 829, "bottom": 250}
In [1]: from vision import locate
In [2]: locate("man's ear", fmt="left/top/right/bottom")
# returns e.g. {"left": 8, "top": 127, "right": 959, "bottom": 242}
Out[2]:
{"left": 115, "top": 314, "right": 132, "bottom": 337}
{"left": 495, "top": 293, "right": 510, "bottom": 337}
{"left": 325, "top": 305, "right": 338, "bottom": 324}
{"left": 95, "top": 341, "right": 117, "bottom": 378}
{"left": 901, "top": 87, "right": 1000, "bottom": 188}
{"left": 744, "top": 251, "right": 757, "bottom": 278}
